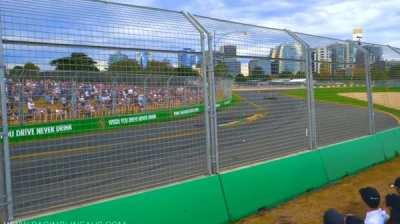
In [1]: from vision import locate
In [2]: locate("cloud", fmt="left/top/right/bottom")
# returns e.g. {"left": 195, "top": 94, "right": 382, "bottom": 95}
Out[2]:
{"left": 120, "top": 0, "right": 399, "bottom": 47}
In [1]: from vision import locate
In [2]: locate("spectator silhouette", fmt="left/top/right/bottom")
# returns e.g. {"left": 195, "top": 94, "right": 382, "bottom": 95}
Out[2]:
{"left": 359, "top": 187, "right": 389, "bottom": 224}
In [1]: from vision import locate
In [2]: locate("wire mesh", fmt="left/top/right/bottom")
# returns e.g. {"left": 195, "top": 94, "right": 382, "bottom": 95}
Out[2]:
{"left": 0, "top": 0, "right": 212, "bottom": 217}
{"left": 364, "top": 43, "right": 400, "bottom": 132}
{"left": 296, "top": 33, "right": 375, "bottom": 147}
{"left": 0, "top": 0, "right": 399, "bottom": 221}
{"left": 194, "top": 16, "right": 309, "bottom": 170}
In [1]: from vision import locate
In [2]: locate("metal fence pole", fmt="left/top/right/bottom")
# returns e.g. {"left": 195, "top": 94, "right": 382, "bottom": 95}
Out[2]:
{"left": 111, "top": 76, "right": 117, "bottom": 114}
{"left": 166, "top": 76, "right": 173, "bottom": 109}
{"left": 351, "top": 42, "right": 375, "bottom": 135}
{"left": 196, "top": 16, "right": 220, "bottom": 173}
{"left": 71, "top": 79, "right": 77, "bottom": 119}
{"left": 286, "top": 30, "right": 318, "bottom": 149}
{"left": 0, "top": 19, "right": 14, "bottom": 221}
{"left": 18, "top": 84, "right": 24, "bottom": 125}
{"left": 143, "top": 76, "right": 148, "bottom": 112}
{"left": 182, "top": 11, "right": 213, "bottom": 174}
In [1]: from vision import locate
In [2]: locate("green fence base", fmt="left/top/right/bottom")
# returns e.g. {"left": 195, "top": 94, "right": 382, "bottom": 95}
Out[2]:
{"left": 21, "top": 176, "right": 229, "bottom": 224}
{"left": 375, "top": 127, "right": 400, "bottom": 159}
{"left": 319, "top": 134, "right": 386, "bottom": 182}
{"left": 219, "top": 150, "right": 328, "bottom": 220}
{"left": 21, "top": 127, "right": 400, "bottom": 224}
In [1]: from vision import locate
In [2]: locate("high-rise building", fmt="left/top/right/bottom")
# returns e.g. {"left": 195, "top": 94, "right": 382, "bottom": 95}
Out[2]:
{"left": 248, "top": 59, "right": 271, "bottom": 76}
{"left": 277, "top": 43, "right": 303, "bottom": 74}
{"left": 178, "top": 48, "right": 197, "bottom": 68}
{"left": 224, "top": 58, "right": 241, "bottom": 76}
{"left": 220, "top": 45, "right": 237, "bottom": 58}
{"left": 219, "top": 45, "right": 241, "bottom": 76}
{"left": 363, "top": 45, "right": 383, "bottom": 63}
{"left": 136, "top": 51, "right": 152, "bottom": 68}
{"left": 108, "top": 51, "right": 129, "bottom": 66}
{"left": 271, "top": 61, "right": 280, "bottom": 75}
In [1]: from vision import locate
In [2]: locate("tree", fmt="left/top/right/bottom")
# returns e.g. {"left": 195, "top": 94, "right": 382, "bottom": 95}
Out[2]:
{"left": 215, "top": 63, "right": 228, "bottom": 77}
{"left": 50, "top": 52, "right": 99, "bottom": 71}
{"left": 9, "top": 62, "right": 40, "bottom": 78}
{"left": 174, "top": 67, "right": 199, "bottom": 76}
{"left": 235, "top": 73, "right": 247, "bottom": 82}
{"left": 295, "top": 71, "right": 306, "bottom": 78}
{"left": 108, "top": 59, "right": 141, "bottom": 73}
{"left": 145, "top": 60, "right": 174, "bottom": 75}
{"left": 24, "top": 62, "right": 40, "bottom": 78}
{"left": 280, "top": 71, "right": 293, "bottom": 77}
{"left": 9, "top": 65, "right": 24, "bottom": 77}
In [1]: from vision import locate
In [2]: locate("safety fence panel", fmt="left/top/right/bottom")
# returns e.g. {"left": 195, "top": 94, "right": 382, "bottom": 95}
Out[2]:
{"left": 0, "top": 0, "right": 399, "bottom": 221}
{"left": 0, "top": 0, "right": 210, "bottom": 218}
{"left": 364, "top": 44, "right": 400, "bottom": 132}
{"left": 0, "top": 101, "right": 6, "bottom": 221}
{"left": 194, "top": 16, "right": 309, "bottom": 170}
{"left": 296, "top": 33, "right": 374, "bottom": 147}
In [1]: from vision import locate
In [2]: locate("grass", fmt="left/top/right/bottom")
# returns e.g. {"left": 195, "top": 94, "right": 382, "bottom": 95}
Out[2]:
{"left": 284, "top": 87, "right": 400, "bottom": 119}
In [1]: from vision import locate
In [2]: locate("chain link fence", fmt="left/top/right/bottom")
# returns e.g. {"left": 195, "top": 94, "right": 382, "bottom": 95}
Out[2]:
{"left": 0, "top": 0, "right": 399, "bottom": 221}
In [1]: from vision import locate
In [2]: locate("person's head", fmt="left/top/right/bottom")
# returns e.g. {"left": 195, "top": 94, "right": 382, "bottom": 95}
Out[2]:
{"left": 324, "top": 209, "right": 345, "bottom": 224}
{"left": 359, "top": 187, "right": 381, "bottom": 209}
{"left": 345, "top": 215, "right": 363, "bottom": 224}
{"left": 390, "top": 177, "right": 400, "bottom": 194}
{"left": 386, "top": 193, "right": 400, "bottom": 210}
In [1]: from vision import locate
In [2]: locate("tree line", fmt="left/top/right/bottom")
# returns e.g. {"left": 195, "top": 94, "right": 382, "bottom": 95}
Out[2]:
{"left": 9, "top": 52, "right": 203, "bottom": 77}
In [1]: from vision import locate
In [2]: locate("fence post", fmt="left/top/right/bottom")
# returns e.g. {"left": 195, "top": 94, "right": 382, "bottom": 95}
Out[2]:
{"left": 285, "top": 30, "right": 318, "bottom": 149}
{"left": 351, "top": 42, "right": 375, "bottom": 135}
{"left": 111, "top": 76, "right": 117, "bottom": 114}
{"left": 204, "top": 23, "right": 220, "bottom": 173}
{"left": 166, "top": 76, "right": 173, "bottom": 109}
{"left": 182, "top": 11, "right": 213, "bottom": 174}
{"left": 18, "top": 83, "right": 24, "bottom": 125}
{"left": 195, "top": 15, "right": 220, "bottom": 173}
{"left": 0, "top": 19, "right": 14, "bottom": 222}
{"left": 71, "top": 79, "right": 77, "bottom": 119}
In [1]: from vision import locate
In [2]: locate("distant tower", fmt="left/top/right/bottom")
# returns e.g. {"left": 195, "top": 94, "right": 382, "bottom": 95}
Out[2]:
{"left": 137, "top": 51, "right": 152, "bottom": 68}
{"left": 352, "top": 28, "right": 363, "bottom": 44}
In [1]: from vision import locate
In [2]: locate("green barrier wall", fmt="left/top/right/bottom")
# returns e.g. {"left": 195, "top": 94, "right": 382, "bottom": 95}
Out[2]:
{"left": 319, "top": 134, "right": 386, "bottom": 182}
{"left": 219, "top": 150, "right": 329, "bottom": 220}
{"left": 5, "top": 97, "right": 233, "bottom": 143}
{"left": 21, "top": 176, "right": 230, "bottom": 224}
{"left": 21, "top": 127, "right": 400, "bottom": 224}
{"left": 375, "top": 127, "right": 400, "bottom": 159}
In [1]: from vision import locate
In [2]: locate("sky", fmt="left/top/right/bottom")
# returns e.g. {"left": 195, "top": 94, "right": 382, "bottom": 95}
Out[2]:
{"left": 110, "top": 0, "right": 400, "bottom": 47}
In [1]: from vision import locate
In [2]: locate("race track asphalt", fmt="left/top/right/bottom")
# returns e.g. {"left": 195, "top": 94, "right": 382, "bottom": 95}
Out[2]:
{"left": 9, "top": 90, "right": 398, "bottom": 217}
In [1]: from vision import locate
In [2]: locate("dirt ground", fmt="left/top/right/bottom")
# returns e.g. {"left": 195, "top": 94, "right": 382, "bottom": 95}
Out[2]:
{"left": 238, "top": 156, "right": 400, "bottom": 224}
{"left": 339, "top": 92, "right": 400, "bottom": 110}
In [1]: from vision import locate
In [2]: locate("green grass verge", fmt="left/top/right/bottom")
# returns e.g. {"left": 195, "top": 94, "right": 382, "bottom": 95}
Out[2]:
{"left": 284, "top": 87, "right": 400, "bottom": 119}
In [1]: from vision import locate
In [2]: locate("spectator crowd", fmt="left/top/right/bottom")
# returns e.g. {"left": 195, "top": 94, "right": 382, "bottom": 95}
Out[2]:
{"left": 6, "top": 78, "right": 205, "bottom": 124}
{"left": 324, "top": 177, "right": 400, "bottom": 224}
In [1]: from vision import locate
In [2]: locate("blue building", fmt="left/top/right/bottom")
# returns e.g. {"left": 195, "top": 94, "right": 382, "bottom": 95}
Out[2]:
{"left": 108, "top": 51, "right": 129, "bottom": 66}
{"left": 178, "top": 48, "right": 197, "bottom": 68}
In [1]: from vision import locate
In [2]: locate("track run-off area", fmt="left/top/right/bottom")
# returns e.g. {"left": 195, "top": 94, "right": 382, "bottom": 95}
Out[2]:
{"left": 10, "top": 89, "right": 398, "bottom": 217}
